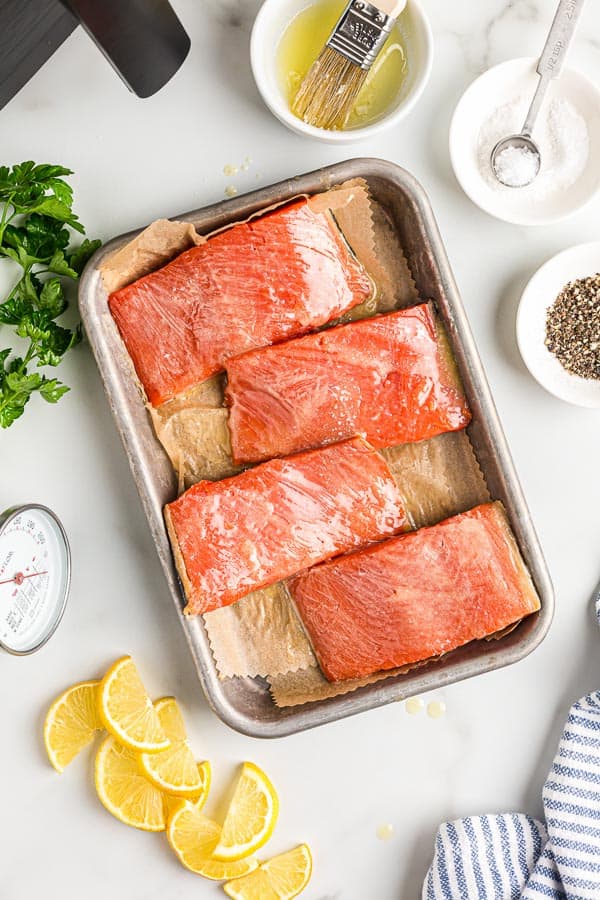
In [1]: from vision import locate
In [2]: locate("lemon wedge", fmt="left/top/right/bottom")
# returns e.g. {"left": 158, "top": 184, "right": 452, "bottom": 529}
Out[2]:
{"left": 223, "top": 844, "right": 312, "bottom": 900}
{"left": 95, "top": 735, "right": 167, "bottom": 831}
{"left": 167, "top": 798, "right": 258, "bottom": 880}
{"left": 213, "top": 761, "right": 279, "bottom": 862}
{"left": 44, "top": 680, "right": 102, "bottom": 773}
{"left": 99, "top": 656, "right": 170, "bottom": 754}
{"left": 138, "top": 697, "right": 210, "bottom": 798}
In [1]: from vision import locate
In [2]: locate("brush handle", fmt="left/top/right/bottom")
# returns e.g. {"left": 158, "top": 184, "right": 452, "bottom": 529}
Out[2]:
{"left": 375, "top": 0, "right": 407, "bottom": 17}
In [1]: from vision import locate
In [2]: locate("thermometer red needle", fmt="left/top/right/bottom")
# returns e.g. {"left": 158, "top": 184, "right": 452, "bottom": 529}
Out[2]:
{"left": 0, "top": 570, "right": 48, "bottom": 586}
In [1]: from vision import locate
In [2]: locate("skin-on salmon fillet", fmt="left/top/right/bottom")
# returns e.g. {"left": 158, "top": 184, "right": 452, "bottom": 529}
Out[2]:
{"left": 109, "top": 200, "right": 373, "bottom": 406}
{"left": 225, "top": 304, "right": 471, "bottom": 464}
{"left": 164, "top": 437, "right": 408, "bottom": 616}
{"left": 289, "top": 502, "right": 540, "bottom": 682}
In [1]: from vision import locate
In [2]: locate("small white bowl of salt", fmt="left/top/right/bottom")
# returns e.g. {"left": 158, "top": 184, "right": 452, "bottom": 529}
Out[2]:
{"left": 449, "top": 57, "right": 600, "bottom": 225}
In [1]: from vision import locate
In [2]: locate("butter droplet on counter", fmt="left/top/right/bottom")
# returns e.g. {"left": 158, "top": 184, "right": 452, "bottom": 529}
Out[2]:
{"left": 223, "top": 164, "right": 239, "bottom": 176}
{"left": 427, "top": 700, "right": 446, "bottom": 719}
{"left": 376, "top": 823, "right": 394, "bottom": 841}
{"left": 405, "top": 697, "right": 424, "bottom": 715}
{"left": 240, "top": 157, "right": 253, "bottom": 171}
{"left": 225, "top": 185, "right": 238, "bottom": 198}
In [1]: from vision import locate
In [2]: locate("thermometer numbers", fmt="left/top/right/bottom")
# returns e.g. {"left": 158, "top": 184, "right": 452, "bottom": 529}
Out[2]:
{"left": 0, "top": 506, "right": 69, "bottom": 653}
{"left": 6, "top": 607, "right": 22, "bottom": 635}
{"left": 6, "top": 597, "right": 27, "bottom": 634}
{"left": 9, "top": 515, "right": 47, "bottom": 544}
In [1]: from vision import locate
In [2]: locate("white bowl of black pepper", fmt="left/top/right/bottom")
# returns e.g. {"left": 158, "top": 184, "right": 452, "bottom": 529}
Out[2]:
{"left": 517, "top": 242, "right": 600, "bottom": 408}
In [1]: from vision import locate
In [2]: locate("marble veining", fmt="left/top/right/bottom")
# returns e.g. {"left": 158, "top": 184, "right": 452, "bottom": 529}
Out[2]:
{"left": 202, "top": 0, "right": 263, "bottom": 30}
{"left": 479, "top": 0, "right": 541, "bottom": 69}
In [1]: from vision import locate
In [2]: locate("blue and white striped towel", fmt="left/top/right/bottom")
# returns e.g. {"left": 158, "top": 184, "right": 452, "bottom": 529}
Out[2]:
{"left": 423, "top": 594, "right": 600, "bottom": 899}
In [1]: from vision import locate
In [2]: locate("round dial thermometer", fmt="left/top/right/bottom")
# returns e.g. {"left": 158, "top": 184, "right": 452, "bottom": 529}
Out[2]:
{"left": 0, "top": 505, "right": 71, "bottom": 655}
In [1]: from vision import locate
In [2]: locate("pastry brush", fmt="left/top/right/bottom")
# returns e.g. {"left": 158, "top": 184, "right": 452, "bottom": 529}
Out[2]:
{"left": 292, "top": 0, "right": 407, "bottom": 130}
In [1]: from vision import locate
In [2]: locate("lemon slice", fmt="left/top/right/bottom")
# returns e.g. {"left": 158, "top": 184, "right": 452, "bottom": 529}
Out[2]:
{"left": 213, "top": 761, "right": 279, "bottom": 862}
{"left": 167, "top": 799, "right": 259, "bottom": 880}
{"left": 138, "top": 697, "right": 210, "bottom": 798}
{"left": 223, "top": 844, "right": 312, "bottom": 900}
{"left": 95, "top": 735, "right": 167, "bottom": 831}
{"left": 189, "top": 760, "right": 212, "bottom": 806}
{"left": 99, "top": 656, "right": 170, "bottom": 753}
{"left": 44, "top": 680, "right": 102, "bottom": 773}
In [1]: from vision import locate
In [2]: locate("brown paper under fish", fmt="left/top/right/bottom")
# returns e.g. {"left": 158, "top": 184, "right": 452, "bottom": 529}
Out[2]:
{"left": 268, "top": 660, "right": 435, "bottom": 708}
{"left": 98, "top": 181, "right": 493, "bottom": 705}
{"left": 101, "top": 219, "right": 206, "bottom": 295}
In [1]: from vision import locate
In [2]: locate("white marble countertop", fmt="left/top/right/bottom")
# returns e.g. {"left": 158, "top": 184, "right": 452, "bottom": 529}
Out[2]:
{"left": 2, "top": 1, "right": 600, "bottom": 898}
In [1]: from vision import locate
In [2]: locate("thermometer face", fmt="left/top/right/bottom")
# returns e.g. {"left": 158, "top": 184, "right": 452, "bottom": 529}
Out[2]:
{"left": 0, "top": 506, "right": 71, "bottom": 654}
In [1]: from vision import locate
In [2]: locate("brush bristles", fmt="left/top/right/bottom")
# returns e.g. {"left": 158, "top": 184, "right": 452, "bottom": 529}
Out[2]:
{"left": 292, "top": 46, "right": 369, "bottom": 131}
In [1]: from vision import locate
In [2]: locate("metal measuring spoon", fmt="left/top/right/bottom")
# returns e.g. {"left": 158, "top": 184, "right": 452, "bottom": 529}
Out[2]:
{"left": 491, "top": 0, "right": 586, "bottom": 188}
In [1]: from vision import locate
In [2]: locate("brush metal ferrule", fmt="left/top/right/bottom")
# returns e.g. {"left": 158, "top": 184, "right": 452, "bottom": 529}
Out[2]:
{"left": 326, "top": 0, "right": 396, "bottom": 70}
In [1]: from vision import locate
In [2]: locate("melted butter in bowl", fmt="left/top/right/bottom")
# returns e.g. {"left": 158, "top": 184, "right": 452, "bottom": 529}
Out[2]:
{"left": 276, "top": 0, "right": 408, "bottom": 129}
{"left": 251, "top": 0, "right": 433, "bottom": 143}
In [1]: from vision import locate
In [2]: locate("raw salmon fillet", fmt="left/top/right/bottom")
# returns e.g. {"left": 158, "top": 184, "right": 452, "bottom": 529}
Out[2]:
{"left": 289, "top": 502, "right": 540, "bottom": 682}
{"left": 225, "top": 304, "right": 471, "bottom": 464}
{"left": 109, "top": 200, "right": 373, "bottom": 406}
{"left": 164, "top": 437, "right": 408, "bottom": 615}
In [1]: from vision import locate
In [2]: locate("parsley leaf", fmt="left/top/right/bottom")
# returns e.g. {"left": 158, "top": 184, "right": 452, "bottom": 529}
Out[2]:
{"left": 0, "top": 162, "right": 101, "bottom": 427}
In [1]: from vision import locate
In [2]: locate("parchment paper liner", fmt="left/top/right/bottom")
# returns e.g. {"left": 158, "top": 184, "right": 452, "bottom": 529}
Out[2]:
{"left": 98, "top": 182, "right": 497, "bottom": 706}
{"left": 268, "top": 622, "right": 519, "bottom": 708}
{"left": 101, "top": 219, "right": 206, "bottom": 295}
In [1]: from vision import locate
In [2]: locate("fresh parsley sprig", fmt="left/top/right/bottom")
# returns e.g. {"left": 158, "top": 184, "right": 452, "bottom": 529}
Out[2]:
{"left": 0, "top": 162, "right": 100, "bottom": 428}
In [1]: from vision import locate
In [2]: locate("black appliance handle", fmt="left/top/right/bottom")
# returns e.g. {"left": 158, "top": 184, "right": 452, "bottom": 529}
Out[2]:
{"left": 61, "top": 0, "right": 191, "bottom": 98}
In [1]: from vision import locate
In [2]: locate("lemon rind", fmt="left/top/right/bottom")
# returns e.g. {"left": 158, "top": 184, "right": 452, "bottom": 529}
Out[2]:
{"left": 43, "top": 679, "right": 102, "bottom": 773}
{"left": 99, "top": 656, "right": 171, "bottom": 755}
{"left": 223, "top": 844, "right": 312, "bottom": 900}
{"left": 94, "top": 735, "right": 167, "bottom": 833}
{"left": 212, "top": 761, "right": 279, "bottom": 862}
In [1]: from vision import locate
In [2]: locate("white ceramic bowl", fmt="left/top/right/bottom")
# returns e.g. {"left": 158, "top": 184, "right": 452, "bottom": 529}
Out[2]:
{"left": 517, "top": 242, "right": 600, "bottom": 407}
{"left": 250, "top": 0, "right": 433, "bottom": 144}
{"left": 449, "top": 58, "right": 600, "bottom": 225}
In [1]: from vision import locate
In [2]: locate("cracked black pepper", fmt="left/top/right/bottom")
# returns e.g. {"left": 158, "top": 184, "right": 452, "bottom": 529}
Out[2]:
{"left": 545, "top": 274, "right": 600, "bottom": 380}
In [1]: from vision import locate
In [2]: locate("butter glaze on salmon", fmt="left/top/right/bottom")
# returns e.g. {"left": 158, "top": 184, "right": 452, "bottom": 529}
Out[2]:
{"left": 289, "top": 502, "right": 540, "bottom": 682}
{"left": 109, "top": 200, "right": 373, "bottom": 406}
{"left": 225, "top": 304, "right": 471, "bottom": 464}
{"left": 164, "top": 437, "right": 408, "bottom": 616}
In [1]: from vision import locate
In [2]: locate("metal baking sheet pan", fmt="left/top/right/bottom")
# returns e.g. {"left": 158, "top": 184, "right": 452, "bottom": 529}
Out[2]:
{"left": 79, "top": 158, "right": 554, "bottom": 738}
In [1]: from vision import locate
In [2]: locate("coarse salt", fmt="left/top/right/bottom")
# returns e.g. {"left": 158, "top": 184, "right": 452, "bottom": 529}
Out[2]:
{"left": 478, "top": 94, "right": 589, "bottom": 199}
{"left": 493, "top": 144, "right": 539, "bottom": 187}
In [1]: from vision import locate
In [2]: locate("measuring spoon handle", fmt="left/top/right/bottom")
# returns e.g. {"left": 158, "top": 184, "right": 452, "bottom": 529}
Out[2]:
{"left": 522, "top": 0, "right": 586, "bottom": 137}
